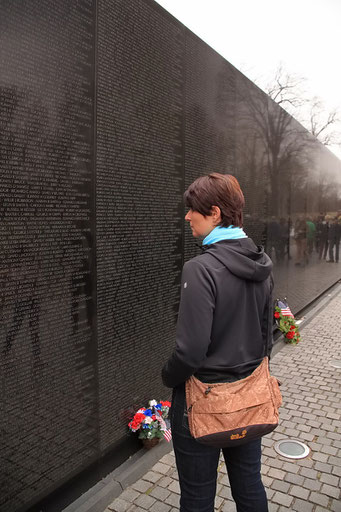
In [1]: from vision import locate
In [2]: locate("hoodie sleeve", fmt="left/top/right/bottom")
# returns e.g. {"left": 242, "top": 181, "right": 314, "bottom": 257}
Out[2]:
{"left": 162, "top": 259, "right": 216, "bottom": 388}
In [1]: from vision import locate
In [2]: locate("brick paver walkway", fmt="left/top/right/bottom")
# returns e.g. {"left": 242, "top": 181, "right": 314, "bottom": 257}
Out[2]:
{"left": 105, "top": 291, "right": 341, "bottom": 512}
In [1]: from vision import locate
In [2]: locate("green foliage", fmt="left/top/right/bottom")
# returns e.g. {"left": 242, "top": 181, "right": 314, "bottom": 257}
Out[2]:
{"left": 274, "top": 307, "right": 301, "bottom": 345}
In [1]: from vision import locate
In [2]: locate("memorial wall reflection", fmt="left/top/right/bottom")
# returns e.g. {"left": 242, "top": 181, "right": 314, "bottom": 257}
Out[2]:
{"left": 0, "top": 0, "right": 340, "bottom": 511}
{"left": 235, "top": 74, "right": 341, "bottom": 311}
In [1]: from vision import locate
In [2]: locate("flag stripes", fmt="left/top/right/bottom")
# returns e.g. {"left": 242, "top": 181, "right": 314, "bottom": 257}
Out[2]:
{"left": 280, "top": 307, "right": 294, "bottom": 317}
{"left": 162, "top": 428, "right": 172, "bottom": 442}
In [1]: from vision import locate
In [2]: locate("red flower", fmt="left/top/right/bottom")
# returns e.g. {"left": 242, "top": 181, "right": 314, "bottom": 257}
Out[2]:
{"left": 274, "top": 312, "right": 280, "bottom": 318}
{"left": 161, "top": 401, "right": 171, "bottom": 407}
{"left": 286, "top": 331, "right": 295, "bottom": 339}
{"left": 290, "top": 325, "right": 296, "bottom": 330}
{"left": 151, "top": 415, "right": 156, "bottom": 421}
{"left": 133, "top": 412, "right": 145, "bottom": 425}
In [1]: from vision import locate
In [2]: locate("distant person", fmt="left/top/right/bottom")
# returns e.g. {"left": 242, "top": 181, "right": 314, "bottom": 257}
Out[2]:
{"left": 337, "top": 217, "right": 341, "bottom": 263}
{"left": 162, "top": 173, "right": 273, "bottom": 512}
{"left": 315, "top": 215, "right": 323, "bottom": 254}
{"left": 278, "top": 217, "right": 289, "bottom": 262}
{"left": 306, "top": 218, "right": 316, "bottom": 256}
{"left": 328, "top": 216, "right": 340, "bottom": 263}
{"left": 266, "top": 217, "right": 281, "bottom": 262}
{"left": 294, "top": 216, "right": 308, "bottom": 265}
{"left": 318, "top": 215, "right": 329, "bottom": 260}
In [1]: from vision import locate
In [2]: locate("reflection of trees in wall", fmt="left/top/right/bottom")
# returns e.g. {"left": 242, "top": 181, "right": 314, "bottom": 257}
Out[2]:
{"left": 253, "top": 66, "right": 341, "bottom": 216}
{"left": 235, "top": 80, "right": 267, "bottom": 216}
{"left": 289, "top": 146, "right": 341, "bottom": 215}
{"left": 318, "top": 181, "right": 338, "bottom": 212}
{"left": 256, "top": 66, "right": 341, "bottom": 151}
{"left": 235, "top": 77, "right": 331, "bottom": 218}
{"left": 316, "top": 164, "right": 341, "bottom": 213}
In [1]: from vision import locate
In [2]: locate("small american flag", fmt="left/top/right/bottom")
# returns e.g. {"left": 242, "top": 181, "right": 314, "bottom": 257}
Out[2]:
{"left": 155, "top": 410, "right": 172, "bottom": 442}
{"left": 162, "top": 428, "right": 172, "bottom": 442}
{"left": 277, "top": 300, "right": 294, "bottom": 317}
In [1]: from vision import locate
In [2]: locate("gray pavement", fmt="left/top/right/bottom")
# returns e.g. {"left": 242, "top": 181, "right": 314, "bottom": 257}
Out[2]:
{"left": 93, "top": 285, "right": 341, "bottom": 512}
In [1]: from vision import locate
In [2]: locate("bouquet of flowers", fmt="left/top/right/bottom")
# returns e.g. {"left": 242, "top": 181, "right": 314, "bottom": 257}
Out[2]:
{"left": 128, "top": 400, "right": 172, "bottom": 441}
{"left": 274, "top": 299, "right": 301, "bottom": 345}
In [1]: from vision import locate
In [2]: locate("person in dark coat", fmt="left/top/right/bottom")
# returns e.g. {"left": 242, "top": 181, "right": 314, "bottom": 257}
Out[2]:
{"left": 317, "top": 215, "right": 329, "bottom": 260}
{"left": 294, "top": 216, "right": 308, "bottom": 265}
{"left": 328, "top": 216, "right": 340, "bottom": 263}
{"left": 162, "top": 173, "right": 273, "bottom": 512}
{"left": 337, "top": 217, "right": 341, "bottom": 263}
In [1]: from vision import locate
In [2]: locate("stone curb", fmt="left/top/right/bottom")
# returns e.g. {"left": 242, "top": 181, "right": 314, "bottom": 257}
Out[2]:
{"left": 63, "top": 280, "right": 341, "bottom": 512}
{"left": 62, "top": 440, "right": 173, "bottom": 512}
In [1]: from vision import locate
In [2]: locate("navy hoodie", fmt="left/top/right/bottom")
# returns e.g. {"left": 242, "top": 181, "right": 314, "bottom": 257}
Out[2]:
{"left": 162, "top": 238, "right": 273, "bottom": 388}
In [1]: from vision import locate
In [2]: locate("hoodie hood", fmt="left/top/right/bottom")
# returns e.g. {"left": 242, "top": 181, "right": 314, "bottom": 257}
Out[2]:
{"left": 203, "top": 238, "right": 272, "bottom": 282}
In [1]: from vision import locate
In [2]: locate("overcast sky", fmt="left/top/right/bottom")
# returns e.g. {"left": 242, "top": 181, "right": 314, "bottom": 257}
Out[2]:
{"left": 154, "top": 0, "right": 340, "bottom": 157}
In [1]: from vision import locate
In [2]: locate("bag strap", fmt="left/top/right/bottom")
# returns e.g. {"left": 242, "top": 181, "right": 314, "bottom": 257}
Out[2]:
{"left": 264, "top": 274, "right": 274, "bottom": 359}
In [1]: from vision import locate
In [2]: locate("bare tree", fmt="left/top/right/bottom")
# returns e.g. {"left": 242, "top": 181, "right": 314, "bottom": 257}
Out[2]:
{"left": 258, "top": 65, "right": 341, "bottom": 149}
{"left": 265, "top": 65, "right": 306, "bottom": 110}
{"left": 308, "top": 97, "right": 340, "bottom": 146}
{"left": 236, "top": 72, "right": 313, "bottom": 217}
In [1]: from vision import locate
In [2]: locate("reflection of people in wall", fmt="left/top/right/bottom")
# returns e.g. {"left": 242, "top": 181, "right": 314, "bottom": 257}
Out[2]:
{"left": 317, "top": 215, "right": 329, "bottom": 260}
{"left": 266, "top": 217, "right": 281, "bottom": 263}
{"left": 306, "top": 218, "right": 316, "bottom": 256}
{"left": 3, "top": 252, "right": 41, "bottom": 359}
{"left": 294, "top": 216, "right": 308, "bottom": 266}
{"left": 337, "top": 217, "right": 341, "bottom": 263}
{"left": 328, "top": 216, "right": 340, "bottom": 263}
{"left": 278, "top": 218, "right": 289, "bottom": 262}
{"left": 1, "top": 86, "right": 44, "bottom": 361}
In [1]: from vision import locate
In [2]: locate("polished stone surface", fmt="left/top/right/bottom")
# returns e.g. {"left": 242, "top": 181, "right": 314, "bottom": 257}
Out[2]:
{"left": 0, "top": 0, "right": 340, "bottom": 510}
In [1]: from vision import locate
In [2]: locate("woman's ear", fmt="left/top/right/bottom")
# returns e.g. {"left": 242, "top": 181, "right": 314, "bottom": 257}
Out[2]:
{"left": 211, "top": 206, "right": 222, "bottom": 225}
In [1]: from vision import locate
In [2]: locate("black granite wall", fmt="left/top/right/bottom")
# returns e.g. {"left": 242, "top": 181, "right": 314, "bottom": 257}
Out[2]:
{"left": 1, "top": 2, "right": 98, "bottom": 511}
{"left": 1, "top": 0, "right": 340, "bottom": 510}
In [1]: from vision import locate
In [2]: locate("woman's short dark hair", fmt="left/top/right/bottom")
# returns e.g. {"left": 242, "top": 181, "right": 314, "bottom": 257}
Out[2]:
{"left": 184, "top": 173, "right": 245, "bottom": 228}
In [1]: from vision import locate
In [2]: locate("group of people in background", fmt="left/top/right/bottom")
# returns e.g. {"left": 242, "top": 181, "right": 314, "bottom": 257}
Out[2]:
{"left": 294, "top": 214, "right": 341, "bottom": 265}
{"left": 265, "top": 213, "right": 341, "bottom": 266}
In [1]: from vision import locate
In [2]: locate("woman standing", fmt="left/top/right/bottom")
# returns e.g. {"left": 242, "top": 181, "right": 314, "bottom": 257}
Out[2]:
{"left": 162, "top": 173, "right": 273, "bottom": 512}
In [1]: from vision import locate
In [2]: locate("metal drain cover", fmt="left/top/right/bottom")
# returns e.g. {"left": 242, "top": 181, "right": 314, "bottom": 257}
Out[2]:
{"left": 274, "top": 439, "right": 310, "bottom": 459}
{"left": 329, "top": 360, "right": 341, "bottom": 369}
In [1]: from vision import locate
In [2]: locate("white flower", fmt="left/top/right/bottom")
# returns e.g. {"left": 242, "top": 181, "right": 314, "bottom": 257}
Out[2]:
{"left": 149, "top": 400, "right": 158, "bottom": 407}
{"left": 144, "top": 417, "right": 153, "bottom": 424}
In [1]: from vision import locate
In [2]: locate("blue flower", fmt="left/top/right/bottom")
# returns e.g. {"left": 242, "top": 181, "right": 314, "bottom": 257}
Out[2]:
{"left": 154, "top": 404, "right": 162, "bottom": 410}
{"left": 144, "top": 409, "right": 152, "bottom": 416}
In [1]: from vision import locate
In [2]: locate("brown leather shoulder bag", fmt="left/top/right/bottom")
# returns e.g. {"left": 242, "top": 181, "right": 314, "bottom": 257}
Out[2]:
{"left": 185, "top": 356, "right": 282, "bottom": 448}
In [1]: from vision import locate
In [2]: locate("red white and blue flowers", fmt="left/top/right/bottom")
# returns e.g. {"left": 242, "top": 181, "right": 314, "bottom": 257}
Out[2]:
{"left": 128, "top": 400, "right": 172, "bottom": 441}
{"left": 274, "top": 299, "right": 301, "bottom": 345}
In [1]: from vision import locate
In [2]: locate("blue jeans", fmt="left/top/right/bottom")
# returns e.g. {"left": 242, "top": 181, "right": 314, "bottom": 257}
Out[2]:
{"left": 171, "top": 384, "right": 268, "bottom": 512}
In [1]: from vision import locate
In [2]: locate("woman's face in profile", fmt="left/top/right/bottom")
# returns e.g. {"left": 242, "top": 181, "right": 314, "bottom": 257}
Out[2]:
{"left": 185, "top": 209, "right": 216, "bottom": 238}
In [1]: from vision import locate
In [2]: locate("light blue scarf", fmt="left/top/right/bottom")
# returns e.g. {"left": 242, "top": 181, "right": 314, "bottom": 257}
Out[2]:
{"left": 203, "top": 225, "right": 247, "bottom": 246}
